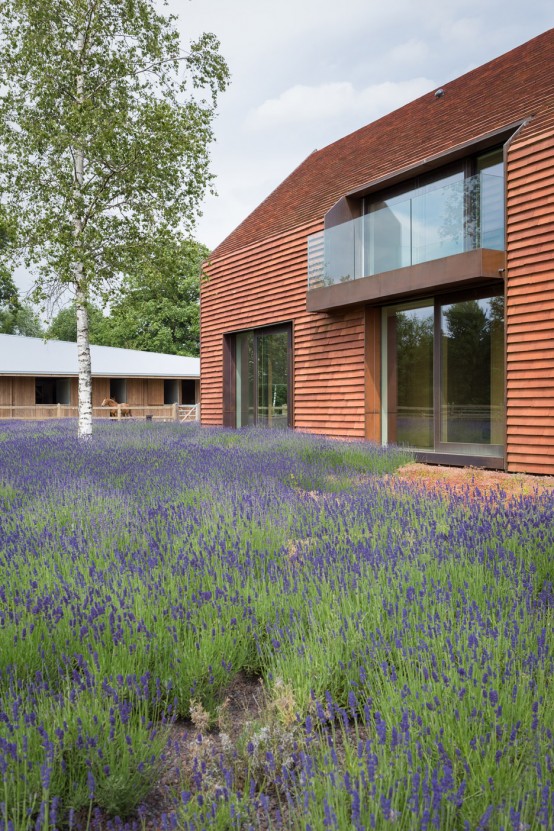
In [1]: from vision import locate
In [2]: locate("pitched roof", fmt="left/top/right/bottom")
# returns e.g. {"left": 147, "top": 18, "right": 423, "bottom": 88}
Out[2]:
{"left": 212, "top": 29, "right": 554, "bottom": 260}
{"left": 0, "top": 334, "right": 199, "bottom": 378}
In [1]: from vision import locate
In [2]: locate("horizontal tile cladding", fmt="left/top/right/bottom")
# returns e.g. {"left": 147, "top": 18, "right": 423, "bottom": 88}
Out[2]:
{"left": 201, "top": 221, "right": 366, "bottom": 436}
{"left": 213, "top": 30, "right": 554, "bottom": 260}
{"left": 506, "top": 123, "right": 554, "bottom": 475}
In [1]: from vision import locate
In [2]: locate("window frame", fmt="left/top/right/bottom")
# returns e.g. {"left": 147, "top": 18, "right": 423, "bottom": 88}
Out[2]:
{"left": 223, "top": 323, "right": 293, "bottom": 429}
{"left": 382, "top": 284, "right": 505, "bottom": 459}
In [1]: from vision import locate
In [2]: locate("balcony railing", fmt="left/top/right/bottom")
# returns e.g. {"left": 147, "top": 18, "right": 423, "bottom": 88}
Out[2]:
{"left": 308, "top": 171, "right": 504, "bottom": 290}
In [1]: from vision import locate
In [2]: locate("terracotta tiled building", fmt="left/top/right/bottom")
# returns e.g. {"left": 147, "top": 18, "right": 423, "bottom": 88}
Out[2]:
{"left": 201, "top": 30, "right": 554, "bottom": 474}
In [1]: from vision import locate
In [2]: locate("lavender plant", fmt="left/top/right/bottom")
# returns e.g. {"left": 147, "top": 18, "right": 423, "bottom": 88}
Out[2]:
{"left": 0, "top": 421, "right": 552, "bottom": 830}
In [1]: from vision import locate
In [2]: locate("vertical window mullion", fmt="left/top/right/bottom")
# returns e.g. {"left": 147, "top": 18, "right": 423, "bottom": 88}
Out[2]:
{"left": 433, "top": 300, "right": 441, "bottom": 452}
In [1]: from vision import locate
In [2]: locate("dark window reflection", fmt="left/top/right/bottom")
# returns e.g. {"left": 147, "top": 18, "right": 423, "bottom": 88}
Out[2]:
{"left": 389, "top": 305, "right": 434, "bottom": 448}
{"left": 441, "top": 297, "right": 504, "bottom": 445}
{"left": 235, "top": 328, "right": 290, "bottom": 429}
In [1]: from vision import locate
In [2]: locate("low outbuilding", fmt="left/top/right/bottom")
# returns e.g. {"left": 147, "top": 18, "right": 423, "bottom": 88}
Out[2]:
{"left": 0, "top": 334, "right": 200, "bottom": 420}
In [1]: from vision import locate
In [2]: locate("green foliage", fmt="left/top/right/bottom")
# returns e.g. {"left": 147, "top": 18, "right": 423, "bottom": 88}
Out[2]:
{"left": 45, "top": 235, "right": 207, "bottom": 353}
{"left": 0, "top": 272, "right": 19, "bottom": 310}
{"left": 0, "top": 0, "right": 229, "bottom": 429}
{"left": 0, "top": 0, "right": 228, "bottom": 292}
{"left": 107, "top": 233, "right": 208, "bottom": 356}
{"left": 47, "top": 302, "right": 109, "bottom": 344}
{"left": 0, "top": 212, "right": 44, "bottom": 332}
{"left": 0, "top": 301, "right": 44, "bottom": 336}
{"left": 0, "top": 207, "right": 19, "bottom": 308}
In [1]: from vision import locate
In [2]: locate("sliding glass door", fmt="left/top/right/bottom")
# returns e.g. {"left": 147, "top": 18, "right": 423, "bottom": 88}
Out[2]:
{"left": 440, "top": 297, "right": 504, "bottom": 449}
{"left": 383, "top": 290, "right": 504, "bottom": 457}
{"left": 385, "top": 303, "right": 434, "bottom": 448}
{"left": 234, "top": 325, "right": 291, "bottom": 428}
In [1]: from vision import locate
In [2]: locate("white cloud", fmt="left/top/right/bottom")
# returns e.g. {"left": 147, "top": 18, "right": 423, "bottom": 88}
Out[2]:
{"left": 440, "top": 16, "right": 482, "bottom": 45}
{"left": 390, "top": 38, "right": 430, "bottom": 65}
{"left": 247, "top": 77, "right": 436, "bottom": 129}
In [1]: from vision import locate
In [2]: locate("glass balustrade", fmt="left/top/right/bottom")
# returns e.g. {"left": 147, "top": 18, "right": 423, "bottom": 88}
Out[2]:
{"left": 307, "top": 171, "right": 504, "bottom": 290}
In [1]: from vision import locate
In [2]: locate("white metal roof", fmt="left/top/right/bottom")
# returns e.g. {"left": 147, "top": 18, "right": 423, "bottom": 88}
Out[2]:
{"left": 0, "top": 334, "right": 199, "bottom": 379}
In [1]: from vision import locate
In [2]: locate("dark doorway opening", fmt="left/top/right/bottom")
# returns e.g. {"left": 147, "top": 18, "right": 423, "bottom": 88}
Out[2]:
{"left": 110, "top": 379, "right": 127, "bottom": 402}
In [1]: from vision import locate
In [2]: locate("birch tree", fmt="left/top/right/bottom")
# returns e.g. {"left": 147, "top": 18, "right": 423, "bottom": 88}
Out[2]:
{"left": 0, "top": 0, "right": 228, "bottom": 436}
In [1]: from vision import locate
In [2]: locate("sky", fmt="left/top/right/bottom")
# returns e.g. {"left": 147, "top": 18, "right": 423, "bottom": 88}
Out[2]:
{"left": 172, "top": 0, "right": 553, "bottom": 252}
{"left": 13, "top": 0, "right": 554, "bottom": 296}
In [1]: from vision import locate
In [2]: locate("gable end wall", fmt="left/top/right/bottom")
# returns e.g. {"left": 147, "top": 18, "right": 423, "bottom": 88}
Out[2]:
{"left": 201, "top": 221, "right": 366, "bottom": 437}
{"left": 506, "top": 125, "right": 554, "bottom": 474}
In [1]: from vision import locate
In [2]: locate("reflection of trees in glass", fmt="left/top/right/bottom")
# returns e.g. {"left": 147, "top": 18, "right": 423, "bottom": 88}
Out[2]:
{"left": 245, "top": 333, "right": 255, "bottom": 423}
{"left": 396, "top": 311, "right": 434, "bottom": 411}
{"left": 439, "top": 177, "right": 477, "bottom": 250}
{"left": 271, "top": 333, "right": 289, "bottom": 409}
{"left": 442, "top": 298, "right": 504, "bottom": 407}
{"left": 488, "top": 295, "right": 505, "bottom": 330}
{"left": 439, "top": 173, "right": 504, "bottom": 253}
{"left": 258, "top": 332, "right": 288, "bottom": 414}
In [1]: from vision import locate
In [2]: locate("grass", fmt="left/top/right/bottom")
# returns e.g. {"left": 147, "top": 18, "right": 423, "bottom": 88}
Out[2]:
{"left": 0, "top": 420, "right": 552, "bottom": 830}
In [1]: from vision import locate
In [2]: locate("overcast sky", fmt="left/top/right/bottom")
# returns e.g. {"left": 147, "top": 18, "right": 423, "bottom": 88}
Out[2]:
{"left": 14, "top": 0, "right": 554, "bottom": 295}
{"left": 172, "top": 0, "right": 553, "bottom": 252}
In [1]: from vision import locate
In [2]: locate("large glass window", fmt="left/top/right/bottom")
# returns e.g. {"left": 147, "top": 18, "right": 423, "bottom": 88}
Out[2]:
{"left": 440, "top": 296, "right": 505, "bottom": 448}
{"left": 476, "top": 149, "right": 504, "bottom": 250}
{"left": 234, "top": 325, "right": 291, "bottom": 428}
{"left": 411, "top": 171, "right": 465, "bottom": 264}
{"left": 383, "top": 290, "right": 504, "bottom": 457}
{"left": 385, "top": 303, "right": 434, "bottom": 448}
{"left": 235, "top": 330, "right": 254, "bottom": 427}
{"left": 308, "top": 147, "right": 506, "bottom": 291}
{"left": 365, "top": 193, "right": 412, "bottom": 275}
{"left": 257, "top": 330, "right": 290, "bottom": 428}
{"left": 366, "top": 169, "right": 467, "bottom": 277}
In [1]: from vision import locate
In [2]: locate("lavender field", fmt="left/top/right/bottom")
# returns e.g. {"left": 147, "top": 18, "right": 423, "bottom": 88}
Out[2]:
{"left": 0, "top": 421, "right": 552, "bottom": 831}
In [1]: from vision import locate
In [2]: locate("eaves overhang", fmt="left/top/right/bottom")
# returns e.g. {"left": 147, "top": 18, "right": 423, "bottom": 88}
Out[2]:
{"left": 343, "top": 120, "right": 525, "bottom": 203}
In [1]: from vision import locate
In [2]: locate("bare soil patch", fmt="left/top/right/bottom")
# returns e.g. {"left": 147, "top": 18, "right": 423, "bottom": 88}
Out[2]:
{"left": 132, "top": 673, "right": 265, "bottom": 830}
{"left": 393, "top": 462, "right": 554, "bottom": 501}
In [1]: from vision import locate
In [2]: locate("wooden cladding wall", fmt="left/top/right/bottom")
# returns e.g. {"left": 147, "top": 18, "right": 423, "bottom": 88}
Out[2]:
{"left": 126, "top": 379, "right": 144, "bottom": 406}
{"left": 506, "top": 126, "right": 554, "bottom": 474}
{"left": 364, "top": 307, "right": 382, "bottom": 442}
{"left": 0, "top": 377, "right": 184, "bottom": 409}
{"left": 92, "top": 378, "right": 110, "bottom": 407}
{"left": 147, "top": 379, "right": 164, "bottom": 406}
{"left": 0, "top": 377, "right": 35, "bottom": 415}
{"left": 201, "top": 221, "right": 367, "bottom": 437}
{"left": 0, "top": 378, "right": 13, "bottom": 406}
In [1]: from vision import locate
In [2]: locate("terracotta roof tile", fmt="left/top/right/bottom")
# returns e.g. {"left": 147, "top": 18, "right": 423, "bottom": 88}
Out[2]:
{"left": 212, "top": 29, "right": 554, "bottom": 260}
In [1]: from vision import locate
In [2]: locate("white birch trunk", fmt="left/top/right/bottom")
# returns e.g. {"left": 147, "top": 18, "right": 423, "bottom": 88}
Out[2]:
{"left": 74, "top": 30, "right": 93, "bottom": 438}
{"left": 76, "top": 285, "right": 93, "bottom": 437}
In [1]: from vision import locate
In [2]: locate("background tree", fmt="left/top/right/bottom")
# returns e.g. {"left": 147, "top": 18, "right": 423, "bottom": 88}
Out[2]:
{"left": 0, "top": 0, "right": 228, "bottom": 436}
{"left": 47, "top": 302, "right": 109, "bottom": 345}
{"left": 0, "top": 272, "right": 19, "bottom": 318}
{"left": 0, "top": 208, "right": 18, "bottom": 308}
{"left": 0, "top": 208, "right": 43, "bottom": 335}
{"left": 108, "top": 233, "right": 207, "bottom": 356}
{"left": 0, "top": 298, "right": 44, "bottom": 336}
